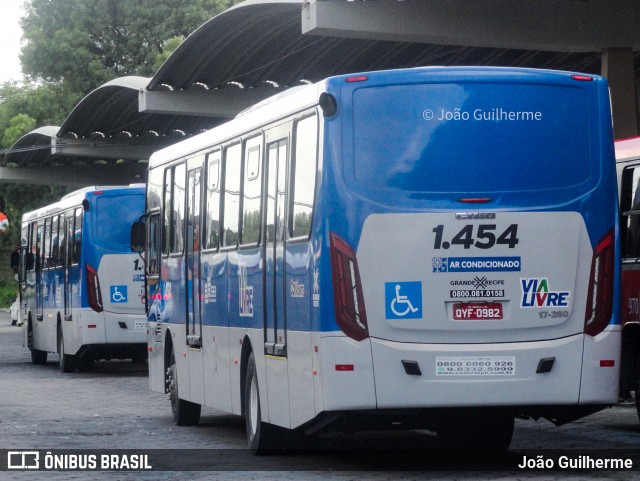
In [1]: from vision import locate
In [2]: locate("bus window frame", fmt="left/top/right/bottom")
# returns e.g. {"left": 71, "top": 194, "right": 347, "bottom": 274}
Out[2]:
{"left": 202, "top": 149, "right": 222, "bottom": 253}
{"left": 239, "top": 133, "right": 264, "bottom": 249}
{"left": 220, "top": 140, "right": 243, "bottom": 251}
{"left": 287, "top": 111, "right": 319, "bottom": 243}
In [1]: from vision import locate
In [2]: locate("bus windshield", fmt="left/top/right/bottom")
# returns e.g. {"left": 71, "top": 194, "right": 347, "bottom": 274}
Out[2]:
{"left": 352, "top": 82, "right": 591, "bottom": 193}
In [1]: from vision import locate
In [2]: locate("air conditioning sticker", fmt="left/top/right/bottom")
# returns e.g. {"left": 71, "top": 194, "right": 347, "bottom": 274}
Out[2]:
{"left": 433, "top": 257, "right": 521, "bottom": 273}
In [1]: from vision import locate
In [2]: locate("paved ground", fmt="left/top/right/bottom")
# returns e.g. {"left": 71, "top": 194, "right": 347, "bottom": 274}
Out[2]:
{"left": 0, "top": 312, "right": 639, "bottom": 480}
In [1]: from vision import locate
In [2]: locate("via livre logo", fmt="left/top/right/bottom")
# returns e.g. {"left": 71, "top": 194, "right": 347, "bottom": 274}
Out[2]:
{"left": 520, "top": 278, "right": 570, "bottom": 308}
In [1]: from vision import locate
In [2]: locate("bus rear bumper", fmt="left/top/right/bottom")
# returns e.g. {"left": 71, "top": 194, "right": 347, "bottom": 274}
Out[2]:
{"left": 79, "top": 310, "right": 147, "bottom": 346}
{"left": 367, "top": 330, "right": 619, "bottom": 409}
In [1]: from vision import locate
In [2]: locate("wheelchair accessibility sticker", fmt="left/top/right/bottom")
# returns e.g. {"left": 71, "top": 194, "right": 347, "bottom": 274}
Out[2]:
{"left": 385, "top": 282, "right": 422, "bottom": 319}
{"left": 110, "top": 285, "right": 128, "bottom": 303}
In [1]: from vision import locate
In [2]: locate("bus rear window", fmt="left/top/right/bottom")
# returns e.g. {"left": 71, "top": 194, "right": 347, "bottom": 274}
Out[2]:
{"left": 352, "top": 82, "right": 591, "bottom": 193}
{"left": 95, "top": 195, "right": 143, "bottom": 250}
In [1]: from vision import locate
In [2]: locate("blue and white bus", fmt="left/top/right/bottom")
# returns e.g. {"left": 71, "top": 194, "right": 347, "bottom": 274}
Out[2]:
{"left": 134, "top": 67, "right": 620, "bottom": 450}
{"left": 16, "top": 185, "right": 147, "bottom": 372}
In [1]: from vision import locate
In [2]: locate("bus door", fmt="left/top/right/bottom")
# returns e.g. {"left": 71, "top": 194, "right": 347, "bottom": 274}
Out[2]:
{"left": 186, "top": 161, "right": 203, "bottom": 347}
{"left": 264, "top": 126, "right": 290, "bottom": 357}
{"left": 63, "top": 211, "right": 73, "bottom": 321}
{"left": 36, "top": 220, "right": 46, "bottom": 320}
{"left": 621, "top": 164, "right": 640, "bottom": 325}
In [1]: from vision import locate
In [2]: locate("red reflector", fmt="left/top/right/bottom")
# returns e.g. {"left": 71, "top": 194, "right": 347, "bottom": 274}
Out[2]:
{"left": 600, "top": 360, "right": 615, "bottom": 367}
{"left": 458, "top": 198, "right": 492, "bottom": 204}
{"left": 148, "top": 346, "right": 153, "bottom": 352}
{"left": 88, "top": 324, "right": 97, "bottom": 329}
{"left": 571, "top": 75, "right": 593, "bottom": 82}
{"left": 93, "top": 191, "right": 105, "bottom": 195}
{"left": 335, "top": 364, "right": 354, "bottom": 371}
{"left": 345, "top": 76, "right": 368, "bottom": 83}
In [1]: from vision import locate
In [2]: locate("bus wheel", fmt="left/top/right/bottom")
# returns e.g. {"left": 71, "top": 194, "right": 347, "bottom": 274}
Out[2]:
{"left": 437, "top": 411, "right": 514, "bottom": 450}
{"left": 57, "top": 327, "right": 76, "bottom": 373}
{"left": 244, "top": 352, "right": 283, "bottom": 453}
{"left": 28, "top": 322, "right": 47, "bottom": 365}
{"left": 76, "top": 357, "right": 94, "bottom": 373}
{"left": 168, "top": 348, "right": 201, "bottom": 426}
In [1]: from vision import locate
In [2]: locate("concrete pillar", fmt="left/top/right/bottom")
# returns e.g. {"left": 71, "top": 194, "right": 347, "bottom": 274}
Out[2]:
{"left": 601, "top": 48, "right": 639, "bottom": 139}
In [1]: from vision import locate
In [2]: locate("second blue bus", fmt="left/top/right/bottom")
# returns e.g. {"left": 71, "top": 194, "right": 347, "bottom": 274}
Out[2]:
{"left": 16, "top": 185, "right": 147, "bottom": 372}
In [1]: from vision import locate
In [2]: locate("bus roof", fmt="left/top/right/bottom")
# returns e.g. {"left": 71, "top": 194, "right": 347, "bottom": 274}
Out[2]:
{"left": 615, "top": 136, "right": 640, "bottom": 162}
{"left": 22, "top": 184, "right": 145, "bottom": 222}
{"left": 148, "top": 66, "right": 606, "bottom": 170}
{"left": 148, "top": 81, "right": 321, "bottom": 168}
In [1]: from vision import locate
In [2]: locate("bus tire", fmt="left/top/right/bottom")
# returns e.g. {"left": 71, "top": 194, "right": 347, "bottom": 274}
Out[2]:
{"left": 168, "top": 349, "right": 201, "bottom": 426}
{"left": 76, "top": 357, "right": 94, "bottom": 373}
{"left": 57, "top": 327, "right": 76, "bottom": 373}
{"left": 28, "top": 321, "right": 47, "bottom": 365}
{"left": 244, "top": 352, "right": 283, "bottom": 454}
{"left": 437, "top": 411, "right": 514, "bottom": 450}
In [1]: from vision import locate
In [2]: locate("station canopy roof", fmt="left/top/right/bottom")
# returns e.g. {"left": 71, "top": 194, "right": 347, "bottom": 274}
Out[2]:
{"left": 3, "top": 0, "right": 639, "bottom": 183}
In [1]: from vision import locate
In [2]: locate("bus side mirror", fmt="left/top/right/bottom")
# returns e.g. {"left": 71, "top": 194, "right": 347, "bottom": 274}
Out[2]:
{"left": 131, "top": 222, "right": 146, "bottom": 253}
{"left": 10, "top": 250, "right": 19, "bottom": 273}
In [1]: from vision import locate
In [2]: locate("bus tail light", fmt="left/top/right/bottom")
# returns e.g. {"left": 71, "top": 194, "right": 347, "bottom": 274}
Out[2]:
{"left": 86, "top": 264, "right": 104, "bottom": 313}
{"left": 584, "top": 230, "right": 614, "bottom": 336}
{"left": 330, "top": 232, "right": 369, "bottom": 341}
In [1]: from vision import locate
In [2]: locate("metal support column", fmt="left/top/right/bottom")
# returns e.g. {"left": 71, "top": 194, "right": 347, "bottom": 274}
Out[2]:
{"left": 602, "top": 48, "right": 639, "bottom": 140}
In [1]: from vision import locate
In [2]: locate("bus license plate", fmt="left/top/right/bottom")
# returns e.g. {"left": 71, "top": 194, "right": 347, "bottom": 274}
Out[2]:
{"left": 453, "top": 302, "right": 503, "bottom": 320}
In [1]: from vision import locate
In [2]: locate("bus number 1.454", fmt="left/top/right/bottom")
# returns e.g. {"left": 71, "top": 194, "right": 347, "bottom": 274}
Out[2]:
{"left": 432, "top": 224, "right": 519, "bottom": 250}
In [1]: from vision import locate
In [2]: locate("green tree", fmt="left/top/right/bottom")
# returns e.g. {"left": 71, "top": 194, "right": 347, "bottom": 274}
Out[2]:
{"left": 0, "top": 80, "right": 74, "bottom": 251}
{"left": 3, "top": 114, "right": 36, "bottom": 148}
{"left": 20, "top": 0, "right": 240, "bottom": 93}
{"left": 152, "top": 35, "right": 185, "bottom": 72}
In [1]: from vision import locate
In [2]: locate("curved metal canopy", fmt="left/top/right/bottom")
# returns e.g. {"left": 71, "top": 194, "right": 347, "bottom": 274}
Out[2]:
{"left": 140, "top": 0, "right": 634, "bottom": 122}
{"left": 3, "top": 0, "right": 638, "bottom": 185}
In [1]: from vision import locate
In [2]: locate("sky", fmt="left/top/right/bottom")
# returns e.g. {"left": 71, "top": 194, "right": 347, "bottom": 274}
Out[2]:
{"left": 0, "top": 1, "right": 26, "bottom": 83}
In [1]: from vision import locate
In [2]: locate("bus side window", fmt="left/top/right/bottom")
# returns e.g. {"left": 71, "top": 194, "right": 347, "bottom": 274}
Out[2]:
{"left": 36, "top": 223, "right": 43, "bottom": 272}
{"left": 51, "top": 215, "right": 59, "bottom": 267}
{"left": 290, "top": 114, "right": 318, "bottom": 238}
{"left": 148, "top": 213, "right": 161, "bottom": 276}
{"left": 223, "top": 143, "right": 242, "bottom": 247}
{"left": 163, "top": 167, "right": 173, "bottom": 256}
{"left": 43, "top": 217, "right": 51, "bottom": 269}
{"left": 72, "top": 208, "right": 83, "bottom": 265}
{"left": 622, "top": 166, "right": 640, "bottom": 258}
{"left": 242, "top": 137, "right": 262, "bottom": 245}
{"left": 172, "top": 163, "right": 186, "bottom": 254}
{"left": 58, "top": 213, "right": 66, "bottom": 267}
{"left": 28, "top": 221, "right": 37, "bottom": 271}
{"left": 205, "top": 151, "right": 221, "bottom": 250}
